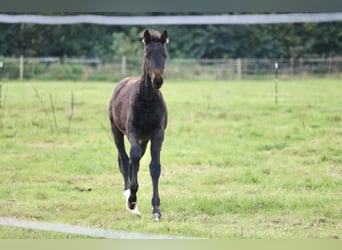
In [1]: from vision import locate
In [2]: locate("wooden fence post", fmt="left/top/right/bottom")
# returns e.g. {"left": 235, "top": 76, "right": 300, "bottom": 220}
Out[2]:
{"left": 236, "top": 58, "right": 242, "bottom": 80}
{"left": 274, "top": 62, "right": 279, "bottom": 104}
{"left": 19, "top": 55, "right": 24, "bottom": 80}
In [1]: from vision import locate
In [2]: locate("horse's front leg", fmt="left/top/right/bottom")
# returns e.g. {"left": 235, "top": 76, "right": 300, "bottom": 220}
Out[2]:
{"left": 150, "top": 128, "right": 164, "bottom": 221}
{"left": 125, "top": 132, "right": 142, "bottom": 215}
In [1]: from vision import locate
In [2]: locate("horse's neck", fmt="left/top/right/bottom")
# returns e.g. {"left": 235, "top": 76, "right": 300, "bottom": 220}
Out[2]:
{"left": 139, "top": 76, "right": 158, "bottom": 102}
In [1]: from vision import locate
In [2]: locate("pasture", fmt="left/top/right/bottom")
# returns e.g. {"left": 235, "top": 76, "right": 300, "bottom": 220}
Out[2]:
{"left": 0, "top": 79, "right": 341, "bottom": 239}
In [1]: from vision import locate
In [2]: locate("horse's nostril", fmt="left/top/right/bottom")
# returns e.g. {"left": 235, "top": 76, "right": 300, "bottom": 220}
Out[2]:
{"left": 153, "top": 77, "right": 163, "bottom": 88}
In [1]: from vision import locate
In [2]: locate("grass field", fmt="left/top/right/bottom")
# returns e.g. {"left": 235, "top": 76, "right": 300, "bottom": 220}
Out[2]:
{"left": 0, "top": 79, "right": 341, "bottom": 239}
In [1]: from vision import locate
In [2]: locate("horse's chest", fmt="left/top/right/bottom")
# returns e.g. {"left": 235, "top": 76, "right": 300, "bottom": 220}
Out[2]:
{"left": 132, "top": 104, "right": 164, "bottom": 132}
{"left": 135, "top": 109, "right": 163, "bottom": 130}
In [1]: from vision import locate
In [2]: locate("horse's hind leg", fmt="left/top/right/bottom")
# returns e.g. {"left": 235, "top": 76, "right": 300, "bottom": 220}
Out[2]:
{"left": 149, "top": 129, "right": 164, "bottom": 222}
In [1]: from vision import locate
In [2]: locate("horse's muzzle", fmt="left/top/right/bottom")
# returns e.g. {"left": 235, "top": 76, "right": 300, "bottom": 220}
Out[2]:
{"left": 152, "top": 69, "right": 164, "bottom": 89}
{"left": 153, "top": 77, "right": 163, "bottom": 89}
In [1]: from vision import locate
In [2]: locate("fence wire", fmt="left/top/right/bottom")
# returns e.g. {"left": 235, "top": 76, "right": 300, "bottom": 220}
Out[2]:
{"left": 1, "top": 13, "right": 342, "bottom": 25}
{"left": 1, "top": 56, "right": 341, "bottom": 81}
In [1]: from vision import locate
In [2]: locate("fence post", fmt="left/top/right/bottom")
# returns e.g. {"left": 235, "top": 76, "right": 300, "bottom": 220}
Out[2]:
{"left": 328, "top": 58, "right": 332, "bottom": 76}
{"left": 299, "top": 58, "right": 304, "bottom": 77}
{"left": 19, "top": 55, "right": 24, "bottom": 80}
{"left": 236, "top": 58, "right": 242, "bottom": 80}
{"left": 274, "top": 62, "right": 279, "bottom": 104}
{"left": 121, "top": 56, "right": 126, "bottom": 75}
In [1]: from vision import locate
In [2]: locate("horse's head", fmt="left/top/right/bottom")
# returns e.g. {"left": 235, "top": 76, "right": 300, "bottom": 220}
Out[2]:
{"left": 142, "top": 29, "right": 168, "bottom": 89}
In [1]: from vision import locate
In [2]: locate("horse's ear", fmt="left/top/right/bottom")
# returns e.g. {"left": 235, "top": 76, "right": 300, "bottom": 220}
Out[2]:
{"left": 142, "top": 30, "right": 151, "bottom": 44}
{"left": 161, "top": 30, "right": 169, "bottom": 45}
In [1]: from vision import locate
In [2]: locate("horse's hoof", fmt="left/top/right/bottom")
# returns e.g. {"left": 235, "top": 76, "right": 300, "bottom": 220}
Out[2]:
{"left": 127, "top": 202, "right": 141, "bottom": 216}
{"left": 152, "top": 213, "right": 162, "bottom": 222}
{"left": 123, "top": 189, "right": 141, "bottom": 216}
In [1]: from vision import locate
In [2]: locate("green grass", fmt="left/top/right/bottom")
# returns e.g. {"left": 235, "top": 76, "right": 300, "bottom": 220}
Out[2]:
{"left": 0, "top": 79, "right": 341, "bottom": 239}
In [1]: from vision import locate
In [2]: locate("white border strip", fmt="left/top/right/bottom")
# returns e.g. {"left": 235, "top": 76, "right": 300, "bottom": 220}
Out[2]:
{"left": 0, "top": 217, "right": 191, "bottom": 239}
{"left": 0, "top": 13, "right": 342, "bottom": 25}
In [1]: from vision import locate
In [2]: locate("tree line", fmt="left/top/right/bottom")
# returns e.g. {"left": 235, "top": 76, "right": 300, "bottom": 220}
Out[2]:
{"left": 0, "top": 20, "right": 341, "bottom": 60}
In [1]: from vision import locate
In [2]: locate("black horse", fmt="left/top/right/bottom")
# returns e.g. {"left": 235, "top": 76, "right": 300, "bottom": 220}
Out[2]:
{"left": 108, "top": 30, "right": 169, "bottom": 221}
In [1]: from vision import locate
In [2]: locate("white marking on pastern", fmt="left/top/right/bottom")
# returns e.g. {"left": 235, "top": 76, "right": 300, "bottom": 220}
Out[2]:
{"left": 123, "top": 189, "right": 141, "bottom": 216}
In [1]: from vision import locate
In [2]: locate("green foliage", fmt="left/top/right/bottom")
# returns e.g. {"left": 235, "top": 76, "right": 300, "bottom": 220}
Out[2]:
{"left": 41, "top": 63, "right": 84, "bottom": 80}
{"left": 111, "top": 27, "right": 143, "bottom": 59}
{"left": 0, "top": 23, "right": 120, "bottom": 58}
{"left": 0, "top": 59, "right": 19, "bottom": 79}
{"left": 0, "top": 18, "right": 342, "bottom": 59}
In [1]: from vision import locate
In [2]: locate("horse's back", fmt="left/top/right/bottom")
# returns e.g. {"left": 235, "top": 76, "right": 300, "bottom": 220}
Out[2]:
{"left": 113, "top": 77, "right": 138, "bottom": 100}
{"left": 109, "top": 77, "right": 139, "bottom": 134}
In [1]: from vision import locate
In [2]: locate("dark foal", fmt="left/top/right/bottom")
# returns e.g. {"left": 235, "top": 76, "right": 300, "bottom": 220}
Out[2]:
{"left": 108, "top": 30, "right": 168, "bottom": 221}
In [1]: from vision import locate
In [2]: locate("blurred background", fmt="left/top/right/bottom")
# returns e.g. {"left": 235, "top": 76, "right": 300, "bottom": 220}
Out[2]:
{"left": 0, "top": 12, "right": 341, "bottom": 81}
